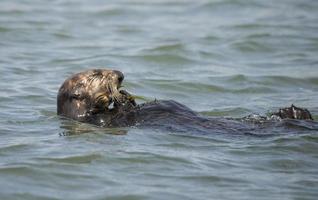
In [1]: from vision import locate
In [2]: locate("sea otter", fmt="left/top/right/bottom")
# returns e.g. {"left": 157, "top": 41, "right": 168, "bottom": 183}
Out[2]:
{"left": 57, "top": 69, "right": 139, "bottom": 127}
{"left": 57, "top": 69, "right": 314, "bottom": 131}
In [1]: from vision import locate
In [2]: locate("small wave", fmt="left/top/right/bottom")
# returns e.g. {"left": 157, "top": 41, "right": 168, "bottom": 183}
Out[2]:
{"left": 50, "top": 53, "right": 109, "bottom": 64}
{"left": 245, "top": 33, "right": 272, "bottom": 39}
{"left": 145, "top": 43, "right": 186, "bottom": 52}
{"left": 0, "top": 143, "right": 30, "bottom": 153}
{"left": 75, "top": 4, "right": 134, "bottom": 17}
{"left": 0, "top": 165, "right": 32, "bottom": 175}
{"left": 0, "top": 26, "right": 10, "bottom": 32}
{"left": 52, "top": 32, "right": 73, "bottom": 39}
{"left": 116, "top": 151, "right": 194, "bottom": 166}
{"left": 141, "top": 79, "right": 276, "bottom": 94}
{"left": 231, "top": 40, "right": 274, "bottom": 53}
{"left": 195, "top": 0, "right": 263, "bottom": 11}
{"left": 201, "top": 35, "right": 220, "bottom": 42}
{"left": 133, "top": 54, "right": 197, "bottom": 65}
{"left": 92, "top": 6, "right": 126, "bottom": 17}
{"left": 233, "top": 23, "right": 265, "bottom": 30}
{"left": 37, "top": 153, "right": 102, "bottom": 164}
{"left": 180, "top": 174, "right": 249, "bottom": 184}
{"left": 268, "top": 134, "right": 318, "bottom": 155}
{"left": 279, "top": 120, "right": 318, "bottom": 131}
{"left": 209, "top": 74, "right": 318, "bottom": 89}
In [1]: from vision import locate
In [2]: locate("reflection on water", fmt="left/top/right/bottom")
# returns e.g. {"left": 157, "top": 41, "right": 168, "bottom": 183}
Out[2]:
{"left": 1, "top": 0, "right": 318, "bottom": 199}
{"left": 59, "top": 118, "right": 128, "bottom": 136}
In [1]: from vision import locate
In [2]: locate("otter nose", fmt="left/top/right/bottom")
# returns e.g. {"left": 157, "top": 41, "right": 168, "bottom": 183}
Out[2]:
{"left": 113, "top": 70, "right": 124, "bottom": 83}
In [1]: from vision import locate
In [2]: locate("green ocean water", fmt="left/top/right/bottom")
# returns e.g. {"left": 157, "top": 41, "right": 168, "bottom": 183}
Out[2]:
{"left": 1, "top": 0, "right": 318, "bottom": 199}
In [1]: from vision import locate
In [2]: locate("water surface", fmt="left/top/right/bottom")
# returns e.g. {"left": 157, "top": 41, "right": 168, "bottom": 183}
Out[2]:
{"left": 1, "top": 0, "right": 318, "bottom": 199}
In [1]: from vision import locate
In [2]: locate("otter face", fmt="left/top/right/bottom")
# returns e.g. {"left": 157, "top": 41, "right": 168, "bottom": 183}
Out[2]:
{"left": 57, "top": 69, "right": 125, "bottom": 120}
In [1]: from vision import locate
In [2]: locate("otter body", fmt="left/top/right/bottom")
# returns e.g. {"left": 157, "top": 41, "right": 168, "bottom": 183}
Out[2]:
{"left": 57, "top": 69, "right": 314, "bottom": 133}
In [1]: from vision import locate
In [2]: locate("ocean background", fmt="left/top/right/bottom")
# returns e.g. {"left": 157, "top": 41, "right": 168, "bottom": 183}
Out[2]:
{"left": 1, "top": 0, "right": 318, "bottom": 199}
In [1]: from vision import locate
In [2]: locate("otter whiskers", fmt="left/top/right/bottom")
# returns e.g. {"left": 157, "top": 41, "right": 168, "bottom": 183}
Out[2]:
{"left": 106, "top": 82, "right": 121, "bottom": 106}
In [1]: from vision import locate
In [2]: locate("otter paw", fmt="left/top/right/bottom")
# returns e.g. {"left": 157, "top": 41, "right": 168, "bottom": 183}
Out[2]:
{"left": 116, "top": 90, "right": 137, "bottom": 108}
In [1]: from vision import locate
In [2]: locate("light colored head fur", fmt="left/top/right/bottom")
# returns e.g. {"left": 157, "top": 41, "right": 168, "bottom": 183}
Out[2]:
{"left": 57, "top": 69, "right": 124, "bottom": 120}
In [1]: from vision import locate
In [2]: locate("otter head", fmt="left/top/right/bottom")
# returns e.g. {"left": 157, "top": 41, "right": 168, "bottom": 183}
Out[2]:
{"left": 57, "top": 69, "right": 125, "bottom": 121}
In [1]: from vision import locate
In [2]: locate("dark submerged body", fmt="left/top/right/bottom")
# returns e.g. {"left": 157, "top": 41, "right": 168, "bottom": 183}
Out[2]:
{"left": 86, "top": 100, "right": 316, "bottom": 135}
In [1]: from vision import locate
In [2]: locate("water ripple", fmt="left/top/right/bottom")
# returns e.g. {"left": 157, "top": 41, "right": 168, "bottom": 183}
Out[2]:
{"left": 1, "top": 0, "right": 318, "bottom": 199}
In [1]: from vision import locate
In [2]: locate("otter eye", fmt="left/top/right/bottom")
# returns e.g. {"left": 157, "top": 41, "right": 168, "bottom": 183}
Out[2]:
{"left": 118, "top": 76, "right": 123, "bottom": 83}
{"left": 70, "top": 93, "right": 81, "bottom": 100}
{"left": 113, "top": 70, "right": 124, "bottom": 83}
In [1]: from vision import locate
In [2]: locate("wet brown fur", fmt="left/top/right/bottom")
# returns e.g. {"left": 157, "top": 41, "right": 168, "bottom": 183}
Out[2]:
{"left": 57, "top": 69, "right": 124, "bottom": 121}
